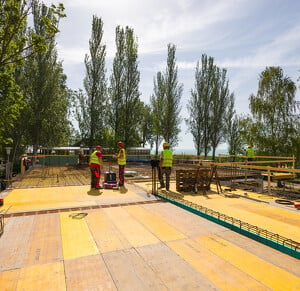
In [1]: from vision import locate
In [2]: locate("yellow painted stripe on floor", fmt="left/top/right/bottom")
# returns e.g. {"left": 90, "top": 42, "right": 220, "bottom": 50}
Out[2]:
{"left": 85, "top": 210, "right": 131, "bottom": 253}
{"left": 185, "top": 195, "right": 300, "bottom": 242}
{"left": 197, "top": 235, "right": 300, "bottom": 291}
{"left": 167, "top": 238, "right": 269, "bottom": 291}
{"left": 125, "top": 205, "right": 186, "bottom": 241}
{"left": 0, "top": 268, "right": 20, "bottom": 291}
{"left": 17, "top": 261, "right": 66, "bottom": 291}
{"left": 60, "top": 212, "right": 98, "bottom": 260}
{"left": 103, "top": 207, "right": 160, "bottom": 247}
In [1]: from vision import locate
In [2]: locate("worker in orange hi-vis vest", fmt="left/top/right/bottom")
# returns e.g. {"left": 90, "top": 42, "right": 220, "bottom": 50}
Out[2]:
{"left": 89, "top": 146, "right": 103, "bottom": 189}
{"left": 115, "top": 141, "right": 126, "bottom": 187}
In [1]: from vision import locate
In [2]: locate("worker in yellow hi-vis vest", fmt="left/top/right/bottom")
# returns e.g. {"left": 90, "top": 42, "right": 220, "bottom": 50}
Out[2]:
{"left": 89, "top": 146, "right": 103, "bottom": 189}
{"left": 159, "top": 142, "right": 173, "bottom": 191}
{"left": 115, "top": 141, "right": 126, "bottom": 187}
{"left": 246, "top": 145, "right": 255, "bottom": 161}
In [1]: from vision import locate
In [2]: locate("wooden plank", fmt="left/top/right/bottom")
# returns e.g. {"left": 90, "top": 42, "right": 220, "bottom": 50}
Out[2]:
{"left": 23, "top": 214, "right": 63, "bottom": 266}
{"left": 0, "top": 216, "right": 34, "bottom": 271}
{"left": 136, "top": 242, "right": 218, "bottom": 290}
{"left": 142, "top": 202, "right": 224, "bottom": 238}
{"left": 60, "top": 212, "right": 99, "bottom": 260}
{"left": 167, "top": 238, "right": 269, "bottom": 290}
{"left": 124, "top": 205, "right": 186, "bottom": 241}
{"left": 197, "top": 234, "right": 300, "bottom": 290}
{"left": 103, "top": 207, "right": 159, "bottom": 247}
{"left": 64, "top": 255, "right": 116, "bottom": 290}
{"left": 17, "top": 261, "right": 66, "bottom": 291}
{"left": 85, "top": 210, "right": 131, "bottom": 253}
{"left": 102, "top": 248, "right": 168, "bottom": 290}
{"left": 0, "top": 268, "right": 20, "bottom": 291}
{"left": 219, "top": 229, "right": 300, "bottom": 278}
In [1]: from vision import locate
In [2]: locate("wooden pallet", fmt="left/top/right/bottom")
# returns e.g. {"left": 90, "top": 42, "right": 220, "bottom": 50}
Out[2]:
{"left": 176, "top": 168, "right": 211, "bottom": 193}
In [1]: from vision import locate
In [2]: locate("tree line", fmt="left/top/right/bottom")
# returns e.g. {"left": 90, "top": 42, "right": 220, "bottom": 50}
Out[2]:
{"left": 1, "top": 0, "right": 300, "bottom": 167}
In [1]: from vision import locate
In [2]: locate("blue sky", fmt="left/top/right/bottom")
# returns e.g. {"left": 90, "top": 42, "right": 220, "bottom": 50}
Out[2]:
{"left": 44, "top": 0, "right": 300, "bottom": 152}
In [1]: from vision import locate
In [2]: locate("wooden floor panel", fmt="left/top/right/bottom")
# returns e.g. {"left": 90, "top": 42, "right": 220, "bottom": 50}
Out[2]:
{"left": 0, "top": 268, "right": 20, "bottom": 290}
{"left": 124, "top": 204, "right": 186, "bottom": 241}
{"left": 103, "top": 207, "right": 160, "bottom": 247}
{"left": 17, "top": 262, "right": 65, "bottom": 291}
{"left": 103, "top": 248, "right": 169, "bottom": 291}
{"left": 0, "top": 216, "right": 34, "bottom": 271}
{"left": 197, "top": 234, "right": 300, "bottom": 290}
{"left": 23, "top": 214, "right": 63, "bottom": 267}
{"left": 135, "top": 242, "right": 218, "bottom": 290}
{"left": 141, "top": 202, "right": 225, "bottom": 238}
{"left": 60, "top": 212, "right": 99, "bottom": 260}
{"left": 168, "top": 238, "right": 269, "bottom": 290}
{"left": 220, "top": 229, "right": 300, "bottom": 278}
{"left": 85, "top": 210, "right": 131, "bottom": 253}
{"left": 64, "top": 255, "right": 117, "bottom": 290}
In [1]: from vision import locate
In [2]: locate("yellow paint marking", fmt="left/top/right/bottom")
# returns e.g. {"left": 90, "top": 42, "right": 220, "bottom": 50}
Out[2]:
{"left": 167, "top": 238, "right": 268, "bottom": 290}
{"left": 103, "top": 207, "right": 160, "bottom": 247}
{"left": 60, "top": 212, "right": 98, "bottom": 260}
{"left": 125, "top": 205, "right": 186, "bottom": 241}
{"left": 0, "top": 268, "right": 20, "bottom": 291}
{"left": 86, "top": 210, "right": 131, "bottom": 253}
{"left": 184, "top": 195, "right": 300, "bottom": 241}
{"left": 17, "top": 261, "right": 66, "bottom": 291}
{"left": 197, "top": 235, "right": 300, "bottom": 290}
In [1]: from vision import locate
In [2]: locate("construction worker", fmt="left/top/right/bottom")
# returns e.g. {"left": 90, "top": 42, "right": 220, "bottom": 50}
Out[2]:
{"left": 115, "top": 141, "right": 126, "bottom": 187}
{"left": 246, "top": 145, "right": 255, "bottom": 161}
{"left": 89, "top": 146, "right": 103, "bottom": 189}
{"left": 159, "top": 142, "right": 173, "bottom": 191}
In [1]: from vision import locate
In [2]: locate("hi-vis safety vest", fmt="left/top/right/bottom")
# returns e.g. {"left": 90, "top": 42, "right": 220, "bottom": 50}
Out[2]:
{"left": 117, "top": 148, "right": 126, "bottom": 165}
{"left": 247, "top": 148, "right": 255, "bottom": 158}
{"left": 161, "top": 149, "right": 173, "bottom": 167}
{"left": 89, "top": 151, "right": 101, "bottom": 165}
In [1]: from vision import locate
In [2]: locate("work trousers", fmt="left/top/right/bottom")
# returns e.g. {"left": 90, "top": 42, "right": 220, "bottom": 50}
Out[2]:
{"left": 160, "top": 167, "right": 171, "bottom": 190}
{"left": 118, "top": 165, "right": 125, "bottom": 186}
{"left": 90, "top": 166, "right": 100, "bottom": 188}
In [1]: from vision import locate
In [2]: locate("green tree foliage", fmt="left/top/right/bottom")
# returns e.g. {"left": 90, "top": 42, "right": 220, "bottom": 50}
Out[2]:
{"left": 138, "top": 103, "right": 153, "bottom": 148}
{"left": 150, "top": 71, "right": 165, "bottom": 154}
{"left": 0, "top": 0, "right": 65, "bottom": 145}
{"left": 16, "top": 1, "right": 69, "bottom": 155}
{"left": 210, "top": 68, "right": 232, "bottom": 159}
{"left": 249, "top": 66, "right": 298, "bottom": 156}
{"left": 77, "top": 15, "right": 107, "bottom": 147}
{"left": 109, "top": 26, "right": 141, "bottom": 147}
{"left": 109, "top": 25, "right": 125, "bottom": 145}
{"left": 122, "top": 27, "right": 141, "bottom": 146}
{"left": 151, "top": 44, "right": 182, "bottom": 151}
{"left": 162, "top": 44, "right": 182, "bottom": 146}
{"left": 225, "top": 94, "right": 244, "bottom": 156}
{"left": 186, "top": 54, "right": 232, "bottom": 159}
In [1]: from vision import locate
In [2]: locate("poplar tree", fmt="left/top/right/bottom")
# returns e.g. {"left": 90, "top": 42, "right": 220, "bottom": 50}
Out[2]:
{"left": 186, "top": 55, "right": 215, "bottom": 157}
{"left": 82, "top": 15, "right": 107, "bottom": 146}
{"left": 109, "top": 26, "right": 125, "bottom": 146}
{"left": 151, "top": 44, "right": 182, "bottom": 151}
{"left": 150, "top": 72, "right": 165, "bottom": 154}
{"left": 186, "top": 54, "right": 232, "bottom": 159}
{"left": 109, "top": 26, "right": 141, "bottom": 147}
{"left": 122, "top": 26, "right": 141, "bottom": 146}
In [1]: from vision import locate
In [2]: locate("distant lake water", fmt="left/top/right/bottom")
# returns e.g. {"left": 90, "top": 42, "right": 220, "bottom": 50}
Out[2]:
{"left": 173, "top": 148, "right": 228, "bottom": 156}
{"left": 152, "top": 148, "right": 228, "bottom": 156}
